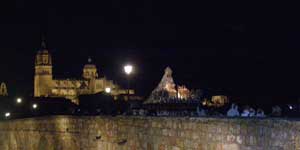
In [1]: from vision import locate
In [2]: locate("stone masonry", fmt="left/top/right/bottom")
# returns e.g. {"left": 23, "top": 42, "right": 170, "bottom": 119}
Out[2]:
{"left": 0, "top": 116, "right": 299, "bottom": 150}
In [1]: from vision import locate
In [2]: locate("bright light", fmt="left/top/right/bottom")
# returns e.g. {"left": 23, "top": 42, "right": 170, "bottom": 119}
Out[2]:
{"left": 105, "top": 87, "right": 111, "bottom": 93}
{"left": 32, "top": 104, "right": 38, "bottom": 109}
{"left": 289, "top": 105, "right": 293, "bottom": 110}
{"left": 124, "top": 65, "right": 133, "bottom": 75}
{"left": 5, "top": 112, "right": 10, "bottom": 117}
{"left": 16, "top": 98, "right": 22, "bottom": 103}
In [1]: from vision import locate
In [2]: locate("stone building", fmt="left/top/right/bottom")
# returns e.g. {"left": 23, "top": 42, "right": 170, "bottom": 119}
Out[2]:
{"left": 202, "top": 95, "right": 229, "bottom": 107}
{"left": 0, "top": 82, "right": 8, "bottom": 96}
{"left": 34, "top": 43, "right": 132, "bottom": 105}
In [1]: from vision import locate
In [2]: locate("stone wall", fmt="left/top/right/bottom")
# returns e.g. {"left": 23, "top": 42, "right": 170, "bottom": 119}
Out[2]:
{"left": 0, "top": 116, "right": 299, "bottom": 150}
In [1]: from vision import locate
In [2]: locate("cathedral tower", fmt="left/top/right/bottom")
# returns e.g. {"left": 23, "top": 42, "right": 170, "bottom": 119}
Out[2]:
{"left": 82, "top": 58, "right": 98, "bottom": 79}
{"left": 34, "top": 40, "right": 53, "bottom": 97}
{"left": 82, "top": 58, "right": 99, "bottom": 93}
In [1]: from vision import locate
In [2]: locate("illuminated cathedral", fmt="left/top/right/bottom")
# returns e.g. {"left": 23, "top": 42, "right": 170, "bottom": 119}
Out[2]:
{"left": 34, "top": 42, "right": 133, "bottom": 104}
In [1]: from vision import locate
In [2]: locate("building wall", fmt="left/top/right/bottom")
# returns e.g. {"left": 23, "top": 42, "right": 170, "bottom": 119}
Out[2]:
{"left": 34, "top": 66, "right": 53, "bottom": 97}
{"left": 0, "top": 116, "right": 298, "bottom": 150}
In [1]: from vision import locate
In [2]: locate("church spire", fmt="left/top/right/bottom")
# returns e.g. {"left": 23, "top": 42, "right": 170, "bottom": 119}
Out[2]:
{"left": 35, "top": 34, "right": 52, "bottom": 66}
{"left": 41, "top": 35, "right": 47, "bottom": 49}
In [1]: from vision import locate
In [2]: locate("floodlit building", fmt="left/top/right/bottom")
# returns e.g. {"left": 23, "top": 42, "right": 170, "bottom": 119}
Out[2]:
{"left": 202, "top": 95, "right": 229, "bottom": 107}
{"left": 0, "top": 82, "right": 8, "bottom": 96}
{"left": 34, "top": 42, "right": 133, "bottom": 105}
{"left": 177, "top": 85, "right": 191, "bottom": 100}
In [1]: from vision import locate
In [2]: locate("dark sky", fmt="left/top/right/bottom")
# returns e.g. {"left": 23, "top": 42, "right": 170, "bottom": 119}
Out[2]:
{"left": 1, "top": 1, "right": 300, "bottom": 104}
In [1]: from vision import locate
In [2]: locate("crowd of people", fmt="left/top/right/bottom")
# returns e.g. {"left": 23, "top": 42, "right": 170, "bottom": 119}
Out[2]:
{"left": 226, "top": 104, "right": 266, "bottom": 117}
{"left": 130, "top": 103, "right": 286, "bottom": 118}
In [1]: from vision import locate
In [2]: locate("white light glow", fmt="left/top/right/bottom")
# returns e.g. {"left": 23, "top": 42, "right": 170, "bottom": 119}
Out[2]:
{"left": 105, "top": 87, "right": 111, "bottom": 93}
{"left": 5, "top": 112, "right": 10, "bottom": 117}
{"left": 32, "top": 104, "right": 38, "bottom": 109}
{"left": 17, "top": 98, "right": 22, "bottom": 103}
{"left": 124, "top": 65, "right": 133, "bottom": 75}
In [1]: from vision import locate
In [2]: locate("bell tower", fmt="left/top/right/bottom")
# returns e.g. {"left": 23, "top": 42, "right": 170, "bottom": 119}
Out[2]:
{"left": 82, "top": 58, "right": 99, "bottom": 93}
{"left": 34, "top": 39, "right": 53, "bottom": 97}
{"left": 82, "top": 58, "right": 98, "bottom": 79}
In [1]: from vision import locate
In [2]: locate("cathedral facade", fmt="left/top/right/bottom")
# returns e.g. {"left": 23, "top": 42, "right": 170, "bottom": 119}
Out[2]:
{"left": 34, "top": 46, "right": 132, "bottom": 104}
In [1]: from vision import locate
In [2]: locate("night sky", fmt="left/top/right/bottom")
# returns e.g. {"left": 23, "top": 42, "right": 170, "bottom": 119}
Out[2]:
{"left": 1, "top": 1, "right": 300, "bottom": 104}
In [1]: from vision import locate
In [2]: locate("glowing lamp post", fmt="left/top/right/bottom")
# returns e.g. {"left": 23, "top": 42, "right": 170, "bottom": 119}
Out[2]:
{"left": 16, "top": 98, "right": 22, "bottom": 104}
{"left": 105, "top": 87, "right": 111, "bottom": 93}
{"left": 124, "top": 65, "right": 133, "bottom": 75}
{"left": 124, "top": 65, "right": 133, "bottom": 99}
{"left": 5, "top": 112, "right": 10, "bottom": 118}
{"left": 32, "top": 103, "right": 38, "bottom": 109}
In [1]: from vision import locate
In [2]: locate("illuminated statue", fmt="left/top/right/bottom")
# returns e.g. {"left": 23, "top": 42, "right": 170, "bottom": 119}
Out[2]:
{"left": 157, "top": 67, "right": 177, "bottom": 97}
{"left": 0, "top": 82, "right": 8, "bottom": 96}
{"left": 145, "top": 67, "right": 193, "bottom": 104}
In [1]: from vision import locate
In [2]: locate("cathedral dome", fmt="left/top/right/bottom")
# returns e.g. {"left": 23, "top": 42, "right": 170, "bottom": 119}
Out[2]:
{"left": 82, "top": 58, "right": 98, "bottom": 79}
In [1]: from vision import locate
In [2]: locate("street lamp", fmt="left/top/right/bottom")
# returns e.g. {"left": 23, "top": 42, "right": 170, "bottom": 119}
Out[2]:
{"left": 124, "top": 65, "right": 133, "bottom": 75}
{"left": 123, "top": 65, "right": 133, "bottom": 100}
{"left": 5, "top": 112, "right": 10, "bottom": 118}
{"left": 105, "top": 87, "right": 111, "bottom": 93}
{"left": 32, "top": 103, "right": 38, "bottom": 109}
{"left": 16, "top": 97, "right": 22, "bottom": 104}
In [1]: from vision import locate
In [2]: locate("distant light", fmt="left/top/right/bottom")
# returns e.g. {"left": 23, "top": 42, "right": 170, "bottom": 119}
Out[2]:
{"left": 105, "top": 87, "right": 111, "bottom": 93}
{"left": 5, "top": 112, "right": 10, "bottom": 118}
{"left": 32, "top": 104, "right": 38, "bottom": 109}
{"left": 16, "top": 98, "right": 22, "bottom": 104}
{"left": 289, "top": 105, "right": 293, "bottom": 110}
{"left": 124, "top": 65, "right": 133, "bottom": 75}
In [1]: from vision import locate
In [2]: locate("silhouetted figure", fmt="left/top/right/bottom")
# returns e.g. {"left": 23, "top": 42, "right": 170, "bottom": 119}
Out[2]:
{"left": 271, "top": 106, "right": 282, "bottom": 117}
{"left": 197, "top": 106, "right": 207, "bottom": 116}
{"left": 249, "top": 108, "right": 256, "bottom": 117}
{"left": 241, "top": 106, "right": 250, "bottom": 117}
{"left": 256, "top": 108, "right": 266, "bottom": 117}
{"left": 227, "top": 104, "right": 240, "bottom": 117}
